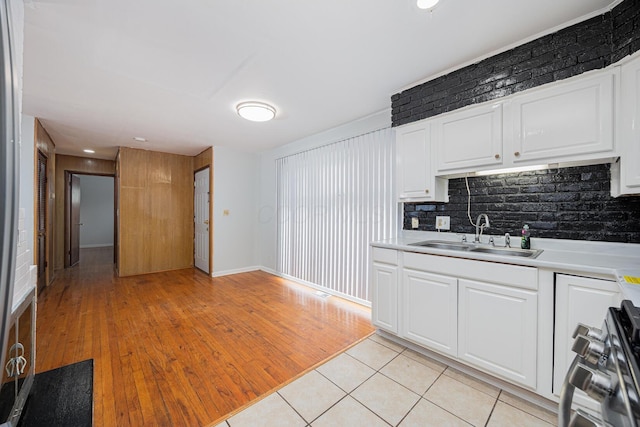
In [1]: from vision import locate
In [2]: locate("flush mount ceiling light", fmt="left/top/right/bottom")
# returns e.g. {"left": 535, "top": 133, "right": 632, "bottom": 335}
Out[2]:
{"left": 417, "top": 0, "right": 440, "bottom": 9}
{"left": 133, "top": 136, "right": 147, "bottom": 142}
{"left": 83, "top": 149, "right": 95, "bottom": 154}
{"left": 236, "top": 101, "right": 276, "bottom": 122}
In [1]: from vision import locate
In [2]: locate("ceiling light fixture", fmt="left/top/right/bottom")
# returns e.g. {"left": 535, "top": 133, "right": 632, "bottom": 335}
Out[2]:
{"left": 133, "top": 136, "right": 147, "bottom": 142}
{"left": 83, "top": 149, "right": 95, "bottom": 154}
{"left": 416, "top": 0, "right": 440, "bottom": 10}
{"left": 236, "top": 101, "right": 276, "bottom": 122}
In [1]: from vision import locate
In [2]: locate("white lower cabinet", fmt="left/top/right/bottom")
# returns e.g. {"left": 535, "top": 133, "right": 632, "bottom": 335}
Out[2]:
{"left": 402, "top": 269, "right": 457, "bottom": 357}
{"left": 458, "top": 279, "right": 538, "bottom": 389}
{"left": 553, "top": 274, "right": 621, "bottom": 407}
{"left": 371, "top": 248, "right": 399, "bottom": 334}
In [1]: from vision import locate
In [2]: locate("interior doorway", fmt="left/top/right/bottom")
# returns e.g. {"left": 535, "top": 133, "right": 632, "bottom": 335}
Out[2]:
{"left": 194, "top": 167, "right": 210, "bottom": 273}
{"left": 64, "top": 173, "right": 115, "bottom": 268}
{"left": 36, "top": 151, "right": 47, "bottom": 293}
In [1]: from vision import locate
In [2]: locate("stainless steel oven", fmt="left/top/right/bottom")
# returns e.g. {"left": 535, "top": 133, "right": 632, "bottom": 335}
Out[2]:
{"left": 560, "top": 300, "right": 640, "bottom": 427}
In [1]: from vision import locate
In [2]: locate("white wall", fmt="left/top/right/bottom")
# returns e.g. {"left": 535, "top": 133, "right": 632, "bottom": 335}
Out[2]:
{"left": 79, "top": 175, "right": 114, "bottom": 248}
{"left": 257, "top": 110, "right": 391, "bottom": 272}
{"left": 212, "top": 146, "right": 259, "bottom": 275}
{"left": 20, "top": 115, "right": 34, "bottom": 258}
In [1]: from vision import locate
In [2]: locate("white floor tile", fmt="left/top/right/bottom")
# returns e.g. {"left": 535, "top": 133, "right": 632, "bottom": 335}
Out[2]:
{"left": 227, "top": 393, "right": 306, "bottom": 427}
{"left": 311, "top": 396, "right": 388, "bottom": 427}
{"left": 498, "top": 392, "right": 558, "bottom": 426}
{"left": 444, "top": 367, "right": 500, "bottom": 398}
{"left": 487, "top": 401, "right": 555, "bottom": 427}
{"left": 425, "top": 374, "right": 497, "bottom": 426}
{"left": 316, "top": 352, "right": 376, "bottom": 392}
{"left": 399, "top": 398, "right": 472, "bottom": 427}
{"left": 352, "top": 372, "right": 421, "bottom": 426}
{"left": 278, "top": 370, "right": 346, "bottom": 423}
{"left": 380, "top": 353, "right": 442, "bottom": 395}
{"left": 346, "top": 338, "right": 399, "bottom": 370}
{"left": 401, "top": 348, "right": 448, "bottom": 373}
{"left": 368, "top": 333, "right": 406, "bottom": 352}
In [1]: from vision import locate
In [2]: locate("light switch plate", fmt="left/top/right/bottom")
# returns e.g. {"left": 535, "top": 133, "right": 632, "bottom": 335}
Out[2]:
{"left": 411, "top": 217, "right": 419, "bottom": 229}
{"left": 436, "top": 216, "right": 450, "bottom": 230}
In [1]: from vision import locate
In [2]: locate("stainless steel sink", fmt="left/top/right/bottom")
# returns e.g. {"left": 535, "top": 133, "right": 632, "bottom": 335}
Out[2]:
{"left": 409, "top": 240, "right": 473, "bottom": 251}
{"left": 409, "top": 240, "right": 543, "bottom": 258}
{"left": 469, "top": 246, "right": 543, "bottom": 258}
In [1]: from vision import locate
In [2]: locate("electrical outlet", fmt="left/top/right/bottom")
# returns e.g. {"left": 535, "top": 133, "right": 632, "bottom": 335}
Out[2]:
{"left": 436, "top": 216, "right": 450, "bottom": 230}
{"left": 411, "top": 217, "right": 419, "bottom": 229}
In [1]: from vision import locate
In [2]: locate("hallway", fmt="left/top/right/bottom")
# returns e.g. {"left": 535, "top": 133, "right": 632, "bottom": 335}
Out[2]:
{"left": 36, "top": 248, "right": 374, "bottom": 426}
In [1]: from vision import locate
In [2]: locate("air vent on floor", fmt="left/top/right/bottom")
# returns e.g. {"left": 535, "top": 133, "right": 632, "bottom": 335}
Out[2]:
{"left": 314, "top": 290, "right": 330, "bottom": 298}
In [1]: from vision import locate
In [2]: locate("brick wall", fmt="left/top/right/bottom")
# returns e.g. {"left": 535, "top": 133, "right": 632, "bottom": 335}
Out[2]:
{"left": 403, "top": 164, "right": 640, "bottom": 243}
{"left": 396, "top": 0, "right": 640, "bottom": 243}
{"left": 392, "top": 0, "right": 640, "bottom": 127}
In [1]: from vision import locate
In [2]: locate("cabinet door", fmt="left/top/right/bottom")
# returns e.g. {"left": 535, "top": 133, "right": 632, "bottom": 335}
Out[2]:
{"left": 618, "top": 55, "right": 640, "bottom": 192}
{"left": 553, "top": 274, "right": 621, "bottom": 406}
{"left": 508, "top": 72, "right": 614, "bottom": 164}
{"left": 402, "top": 269, "right": 457, "bottom": 357}
{"left": 434, "top": 103, "right": 503, "bottom": 173}
{"left": 458, "top": 279, "right": 537, "bottom": 388}
{"left": 396, "top": 122, "right": 443, "bottom": 201}
{"left": 371, "top": 262, "right": 398, "bottom": 333}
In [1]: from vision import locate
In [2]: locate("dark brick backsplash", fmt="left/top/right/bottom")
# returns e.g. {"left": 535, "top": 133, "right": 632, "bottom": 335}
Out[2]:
{"left": 392, "top": 0, "right": 640, "bottom": 127}
{"left": 403, "top": 164, "right": 640, "bottom": 243}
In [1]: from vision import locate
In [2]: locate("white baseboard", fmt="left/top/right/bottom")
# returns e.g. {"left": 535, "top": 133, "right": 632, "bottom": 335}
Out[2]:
{"left": 211, "top": 266, "right": 261, "bottom": 278}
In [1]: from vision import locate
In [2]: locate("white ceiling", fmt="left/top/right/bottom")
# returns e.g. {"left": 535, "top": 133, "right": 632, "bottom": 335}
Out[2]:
{"left": 22, "top": 0, "right": 615, "bottom": 160}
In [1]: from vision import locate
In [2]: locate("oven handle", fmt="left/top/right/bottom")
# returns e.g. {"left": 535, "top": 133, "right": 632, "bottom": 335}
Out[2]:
{"left": 559, "top": 354, "right": 581, "bottom": 427}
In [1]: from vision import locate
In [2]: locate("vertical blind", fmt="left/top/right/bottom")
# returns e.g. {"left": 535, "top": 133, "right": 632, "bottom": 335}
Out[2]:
{"left": 276, "top": 127, "right": 396, "bottom": 303}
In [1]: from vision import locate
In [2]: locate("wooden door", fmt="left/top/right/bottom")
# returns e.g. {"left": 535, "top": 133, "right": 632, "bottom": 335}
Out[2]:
{"left": 36, "top": 152, "right": 47, "bottom": 292}
{"left": 69, "top": 174, "right": 81, "bottom": 267}
{"left": 194, "top": 167, "right": 210, "bottom": 273}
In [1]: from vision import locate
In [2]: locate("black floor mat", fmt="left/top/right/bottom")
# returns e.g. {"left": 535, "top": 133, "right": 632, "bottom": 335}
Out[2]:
{"left": 18, "top": 359, "right": 93, "bottom": 427}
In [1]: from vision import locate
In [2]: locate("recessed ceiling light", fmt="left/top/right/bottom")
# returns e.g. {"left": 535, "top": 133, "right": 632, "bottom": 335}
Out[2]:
{"left": 236, "top": 101, "right": 276, "bottom": 122}
{"left": 417, "top": 0, "right": 440, "bottom": 9}
{"left": 133, "top": 136, "right": 147, "bottom": 142}
{"left": 83, "top": 149, "right": 95, "bottom": 154}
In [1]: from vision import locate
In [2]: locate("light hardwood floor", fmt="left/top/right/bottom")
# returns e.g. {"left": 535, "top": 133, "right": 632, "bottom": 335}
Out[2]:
{"left": 36, "top": 247, "right": 374, "bottom": 426}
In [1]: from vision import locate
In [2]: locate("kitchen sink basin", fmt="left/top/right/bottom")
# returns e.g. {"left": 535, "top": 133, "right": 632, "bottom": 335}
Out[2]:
{"left": 469, "top": 246, "right": 543, "bottom": 258}
{"left": 409, "top": 240, "right": 473, "bottom": 251}
{"left": 409, "top": 240, "right": 543, "bottom": 258}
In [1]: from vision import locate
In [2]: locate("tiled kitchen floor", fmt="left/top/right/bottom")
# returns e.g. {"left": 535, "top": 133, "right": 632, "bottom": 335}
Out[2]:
{"left": 214, "top": 334, "right": 558, "bottom": 427}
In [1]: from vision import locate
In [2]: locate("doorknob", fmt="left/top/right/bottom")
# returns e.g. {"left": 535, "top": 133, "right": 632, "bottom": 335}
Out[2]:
{"left": 204, "top": 220, "right": 209, "bottom": 225}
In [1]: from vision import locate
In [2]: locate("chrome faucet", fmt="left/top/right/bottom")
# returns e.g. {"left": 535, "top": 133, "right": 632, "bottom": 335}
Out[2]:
{"left": 474, "top": 214, "right": 490, "bottom": 243}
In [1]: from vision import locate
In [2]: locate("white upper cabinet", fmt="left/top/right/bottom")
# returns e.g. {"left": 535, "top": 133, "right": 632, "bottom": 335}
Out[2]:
{"left": 396, "top": 121, "right": 448, "bottom": 202}
{"left": 505, "top": 72, "right": 615, "bottom": 165}
{"left": 613, "top": 54, "right": 640, "bottom": 196}
{"left": 434, "top": 103, "right": 503, "bottom": 173}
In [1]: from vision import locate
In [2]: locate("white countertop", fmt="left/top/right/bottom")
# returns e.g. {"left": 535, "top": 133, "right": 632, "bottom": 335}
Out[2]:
{"left": 372, "top": 230, "right": 640, "bottom": 303}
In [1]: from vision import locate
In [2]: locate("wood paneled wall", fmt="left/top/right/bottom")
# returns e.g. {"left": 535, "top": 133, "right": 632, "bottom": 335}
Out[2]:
{"left": 117, "top": 148, "right": 194, "bottom": 276}
{"left": 193, "top": 147, "right": 214, "bottom": 274}
{"left": 54, "top": 155, "right": 116, "bottom": 270}
{"left": 34, "top": 120, "right": 55, "bottom": 286}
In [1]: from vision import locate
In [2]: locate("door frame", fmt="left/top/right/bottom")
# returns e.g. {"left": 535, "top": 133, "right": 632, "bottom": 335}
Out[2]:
{"left": 36, "top": 150, "right": 48, "bottom": 292}
{"left": 64, "top": 172, "right": 116, "bottom": 268}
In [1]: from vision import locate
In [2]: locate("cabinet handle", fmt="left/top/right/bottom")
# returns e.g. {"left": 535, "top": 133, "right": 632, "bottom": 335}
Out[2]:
{"left": 425, "top": 189, "right": 429, "bottom": 194}
{"left": 514, "top": 151, "right": 521, "bottom": 157}
{"left": 494, "top": 154, "right": 500, "bottom": 160}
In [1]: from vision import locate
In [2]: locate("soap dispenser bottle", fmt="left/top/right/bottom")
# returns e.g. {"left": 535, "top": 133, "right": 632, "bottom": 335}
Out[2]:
{"left": 521, "top": 224, "right": 531, "bottom": 249}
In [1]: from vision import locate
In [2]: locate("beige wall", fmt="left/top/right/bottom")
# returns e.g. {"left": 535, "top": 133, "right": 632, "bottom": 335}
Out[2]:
{"left": 117, "top": 147, "right": 194, "bottom": 276}
{"left": 54, "top": 154, "right": 116, "bottom": 270}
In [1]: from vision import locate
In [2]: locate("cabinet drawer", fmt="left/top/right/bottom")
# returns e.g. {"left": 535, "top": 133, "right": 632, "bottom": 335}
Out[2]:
{"left": 403, "top": 251, "right": 537, "bottom": 290}
{"left": 372, "top": 247, "right": 398, "bottom": 265}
